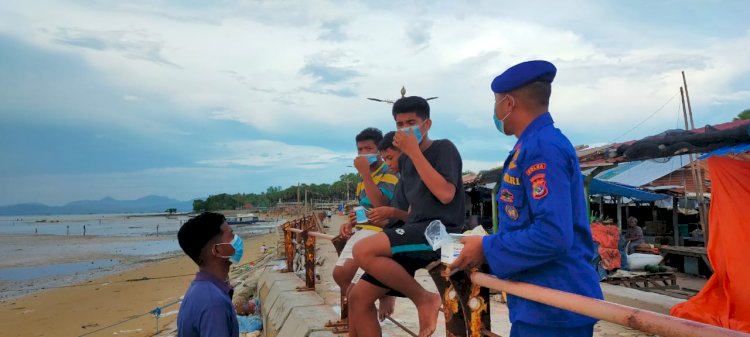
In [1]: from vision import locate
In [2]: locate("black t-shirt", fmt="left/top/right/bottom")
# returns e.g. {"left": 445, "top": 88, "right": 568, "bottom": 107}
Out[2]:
{"left": 393, "top": 139, "right": 465, "bottom": 231}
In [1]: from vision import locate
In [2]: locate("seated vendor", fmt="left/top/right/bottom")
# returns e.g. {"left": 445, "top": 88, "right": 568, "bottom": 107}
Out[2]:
{"left": 624, "top": 216, "right": 646, "bottom": 254}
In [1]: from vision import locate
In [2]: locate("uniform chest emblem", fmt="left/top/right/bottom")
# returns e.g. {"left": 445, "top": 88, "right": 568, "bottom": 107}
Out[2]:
{"left": 499, "top": 189, "right": 514, "bottom": 203}
{"left": 531, "top": 174, "right": 549, "bottom": 200}
{"left": 505, "top": 204, "right": 519, "bottom": 220}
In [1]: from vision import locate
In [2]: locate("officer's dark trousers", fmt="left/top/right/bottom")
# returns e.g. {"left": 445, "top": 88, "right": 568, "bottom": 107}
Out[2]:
{"left": 510, "top": 322, "right": 594, "bottom": 337}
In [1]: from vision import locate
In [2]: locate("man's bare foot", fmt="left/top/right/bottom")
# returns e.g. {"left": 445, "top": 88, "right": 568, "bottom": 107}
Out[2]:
{"left": 378, "top": 295, "right": 396, "bottom": 321}
{"left": 415, "top": 292, "right": 441, "bottom": 337}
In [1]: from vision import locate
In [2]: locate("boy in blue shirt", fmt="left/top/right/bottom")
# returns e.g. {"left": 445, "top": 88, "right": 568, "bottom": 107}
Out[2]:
{"left": 177, "top": 212, "right": 244, "bottom": 337}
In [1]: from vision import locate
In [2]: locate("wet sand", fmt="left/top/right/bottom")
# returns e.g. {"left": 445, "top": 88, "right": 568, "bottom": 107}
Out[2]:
{"left": 0, "top": 235, "right": 183, "bottom": 300}
{"left": 0, "top": 232, "right": 277, "bottom": 337}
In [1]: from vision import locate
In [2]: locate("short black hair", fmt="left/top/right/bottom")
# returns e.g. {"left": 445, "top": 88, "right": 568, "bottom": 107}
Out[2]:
{"left": 378, "top": 131, "right": 398, "bottom": 151}
{"left": 392, "top": 96, "right": 430, "bottom": 120}
{"left": 514, "top": 81, "right": 551, "bottom": 107}
{"left": 178, "top": 212, "right": 226, "bottom": 265}
{"left": 355, "top": 127, "right": 383, "bottom": 145}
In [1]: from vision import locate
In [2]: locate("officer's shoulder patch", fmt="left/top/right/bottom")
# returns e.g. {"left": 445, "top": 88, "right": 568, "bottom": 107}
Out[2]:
{"left": 530, "top": 173, "right": 546, "bottom": 181}
{"left": 525, "top": 162, "right": 547, "bottom": 176}
{"left": 531, "top": 174, "right": 548, "bottom": 200}
{"left": 505, "top": 204, "right": 519, "bottom": 220}
{"left": 499, "top": 189, "right": 514, "bottom": 203}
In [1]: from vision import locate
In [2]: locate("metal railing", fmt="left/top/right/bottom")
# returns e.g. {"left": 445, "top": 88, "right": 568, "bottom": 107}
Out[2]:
{"left": 280, "top": 214, "right": 420, "bottom": 335}
{"left": 279, "top": 215, "right": 750, "bottom": 337}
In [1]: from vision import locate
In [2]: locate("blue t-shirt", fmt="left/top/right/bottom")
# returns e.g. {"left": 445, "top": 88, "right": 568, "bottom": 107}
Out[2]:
{"left": 177, "top": 272, "right": 239, "bottom": 337}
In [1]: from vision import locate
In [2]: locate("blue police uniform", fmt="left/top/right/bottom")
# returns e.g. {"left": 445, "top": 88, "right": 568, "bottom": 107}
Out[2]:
{"left": 483, "top": 61, "right": 603, "bottom": 336}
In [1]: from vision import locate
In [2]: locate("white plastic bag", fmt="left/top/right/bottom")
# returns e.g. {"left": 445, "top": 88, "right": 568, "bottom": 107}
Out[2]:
{"left": 425, "top": 220, "right": 450, "bottom": 251}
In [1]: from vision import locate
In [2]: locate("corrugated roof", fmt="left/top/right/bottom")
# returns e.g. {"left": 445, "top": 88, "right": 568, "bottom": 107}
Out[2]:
{"left": 578, "top": 119, "right": 750, "bottom": 166}
{"left": 589, "top": 179, "right": 669, "bottom": 201}
{"left": 595, "top": 155, "right": 691, "bottom": 187}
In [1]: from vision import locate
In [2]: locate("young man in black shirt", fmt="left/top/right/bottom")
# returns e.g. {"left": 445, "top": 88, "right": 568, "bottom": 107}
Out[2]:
{"left": 350, "top": 96, "right": 465, "bottom": 337}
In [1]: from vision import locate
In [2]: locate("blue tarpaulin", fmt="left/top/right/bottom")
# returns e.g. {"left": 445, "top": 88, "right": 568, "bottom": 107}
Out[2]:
{"left": 698, "top": 143, "right": 750, "bottom": 160}
{"left": 589, "top": 178, "right": 669, "bottom": 202}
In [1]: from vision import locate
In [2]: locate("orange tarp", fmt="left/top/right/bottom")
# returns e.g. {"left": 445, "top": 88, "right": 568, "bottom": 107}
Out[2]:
{"left": 590, "top": 222, "right": 621, "bottom": 270}
{"left": 670, "top": 156, "right": 750, "bottom": 332}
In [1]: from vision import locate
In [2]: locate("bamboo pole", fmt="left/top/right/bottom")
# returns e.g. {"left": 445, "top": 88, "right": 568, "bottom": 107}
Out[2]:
{"left": 471, "top": 272, "right": 749, "bottom": 337}
{"left": 680, "top": 87, "right": 708, "bottom": 240}
{"left": 682, "top": 71, "right": 709, "bottom": 243}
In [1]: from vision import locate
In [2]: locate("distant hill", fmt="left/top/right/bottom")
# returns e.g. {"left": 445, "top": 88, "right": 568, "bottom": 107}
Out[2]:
{"left": 0, "top": 195, "right": 193, "bottom": 216}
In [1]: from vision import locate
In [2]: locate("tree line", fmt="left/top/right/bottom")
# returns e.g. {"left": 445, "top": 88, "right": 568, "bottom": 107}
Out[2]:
{"left": 193, "top": 108, "right": 750, "bottom": 212}
{"left": 192, "top": 173, "right": 360, "bottom": 212}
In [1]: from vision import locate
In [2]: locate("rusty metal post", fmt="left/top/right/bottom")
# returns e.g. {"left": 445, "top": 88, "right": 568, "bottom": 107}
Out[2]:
{"left": 429, "top": 264, "right": 468, "bottom": 337}
{"left": 296, "top": 229, "right": 316, "bottom": 291}
{"left": 449, "top": 267, "right": 490, "bottom": 337}
{"left": 282, "top": 222, "right": 293, "bottom": 273}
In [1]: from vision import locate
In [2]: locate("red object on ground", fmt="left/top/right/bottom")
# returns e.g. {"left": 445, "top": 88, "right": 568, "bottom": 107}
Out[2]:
{"left": 590, "top": 222, "right": 621, "bottom": 270}
{"left": 671, "top": 156, "right": 750, "bottom": 332}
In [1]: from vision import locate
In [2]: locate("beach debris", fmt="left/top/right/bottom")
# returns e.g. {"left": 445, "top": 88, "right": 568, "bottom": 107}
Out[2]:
{"left": 238, "top": 315, "right": 262, "bottom": 333}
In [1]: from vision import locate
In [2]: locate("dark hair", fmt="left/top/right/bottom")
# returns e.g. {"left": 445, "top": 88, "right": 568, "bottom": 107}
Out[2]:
{"left": 392, "top": 96, "right": 430, "bottom": 120}
{"left": 178, "top": 212, "right": 226, "bottom": 265}
{"left": 378, "top": 131, "right": 398, "bottom": 151}
{"left": 514, "top": 81, "right": 551, "bottom": 107}
{"left": 355, "top": 127, "right": 383, "bottom": 145}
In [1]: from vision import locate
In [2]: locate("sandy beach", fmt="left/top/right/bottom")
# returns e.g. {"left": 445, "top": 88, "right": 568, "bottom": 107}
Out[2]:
{"left": 0, "top": 231, "right": 277, "bottom": 337}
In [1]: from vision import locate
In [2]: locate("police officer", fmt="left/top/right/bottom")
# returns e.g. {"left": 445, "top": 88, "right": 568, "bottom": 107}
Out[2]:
{"left": 452, "top": 60, "right": 603, "bottom": 337}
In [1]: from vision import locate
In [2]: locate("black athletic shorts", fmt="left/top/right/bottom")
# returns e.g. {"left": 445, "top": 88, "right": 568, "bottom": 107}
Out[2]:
{"left": 359, "top": 222, "right": 443, "bottom": 297}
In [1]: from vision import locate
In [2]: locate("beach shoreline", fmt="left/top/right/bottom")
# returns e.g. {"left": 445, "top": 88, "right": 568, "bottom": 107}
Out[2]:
{"left": 0, "top": 231, "right": 278, "bottom": 337}
{"left": 0, "top": 234, "right": 185, "bottom": 301}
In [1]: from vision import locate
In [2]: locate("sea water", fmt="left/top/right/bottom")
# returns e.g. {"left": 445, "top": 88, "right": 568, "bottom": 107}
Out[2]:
{"left": 0, "top": 213, "right": 283, "bottom": 299}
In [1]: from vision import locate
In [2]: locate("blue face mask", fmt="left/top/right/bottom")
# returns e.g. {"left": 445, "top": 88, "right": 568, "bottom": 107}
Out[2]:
{"left": 360, "top": 153, "right": 378, "bottom": 165}
{"left": 493, "top": 113, "right": 504, "bottom": 134}
{"left": 216, "top": 234, "right": 244, "bottom": 264}
{"left": 399, "top": 125, "right": 424, "bottom": 143}
{"left": 493, "top": 95, "right": 513, "bottom": 136}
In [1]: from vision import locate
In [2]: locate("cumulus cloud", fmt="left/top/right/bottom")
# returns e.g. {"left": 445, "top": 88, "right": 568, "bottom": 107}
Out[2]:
{"left": 1, "top": 0, "right": 749, "bottom": 203}
{"left": 198, "top": 140, "right": 353, "bottom": 170}
{"left": 4, "top": 0, "right": 747, "bottom": 135}
{"left": 319, "top": 19, "right": 349, "bottom": 42}
{"left": 406, "top": 20, "right": 433, "bottom": 50}
{"left": 52, "top": 27, "right": 178, "bottom": 67}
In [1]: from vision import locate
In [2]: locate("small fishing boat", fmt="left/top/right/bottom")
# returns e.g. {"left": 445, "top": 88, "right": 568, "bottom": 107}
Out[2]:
{"left": 227, "top": 213, "right": 259, "bottom": 225}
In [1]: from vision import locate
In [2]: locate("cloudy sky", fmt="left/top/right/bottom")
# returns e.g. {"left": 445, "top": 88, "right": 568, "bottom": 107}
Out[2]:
{"left": 1, "top": 1, "right": 749, "bottom": 205}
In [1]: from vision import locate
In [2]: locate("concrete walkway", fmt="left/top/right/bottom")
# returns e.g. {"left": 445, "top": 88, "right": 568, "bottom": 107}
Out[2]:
{"left": 269, "top": 215, "right": 683, "bottom": 336}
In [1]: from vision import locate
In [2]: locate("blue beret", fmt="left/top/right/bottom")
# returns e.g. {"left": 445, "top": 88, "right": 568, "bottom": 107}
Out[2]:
{"left": 491, "top": 60, "right": 557, "bottom": 93}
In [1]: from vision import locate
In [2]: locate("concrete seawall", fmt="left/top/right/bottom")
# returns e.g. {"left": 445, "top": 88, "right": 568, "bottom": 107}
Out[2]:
{"left": 257, "top": 215, "right": 688, "bottom": 337}
{"left": 257, "top": 265, "right": 339, "bottom": 337}
{"left": 601, "top": 283, "right": 684, "bottom": 315}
